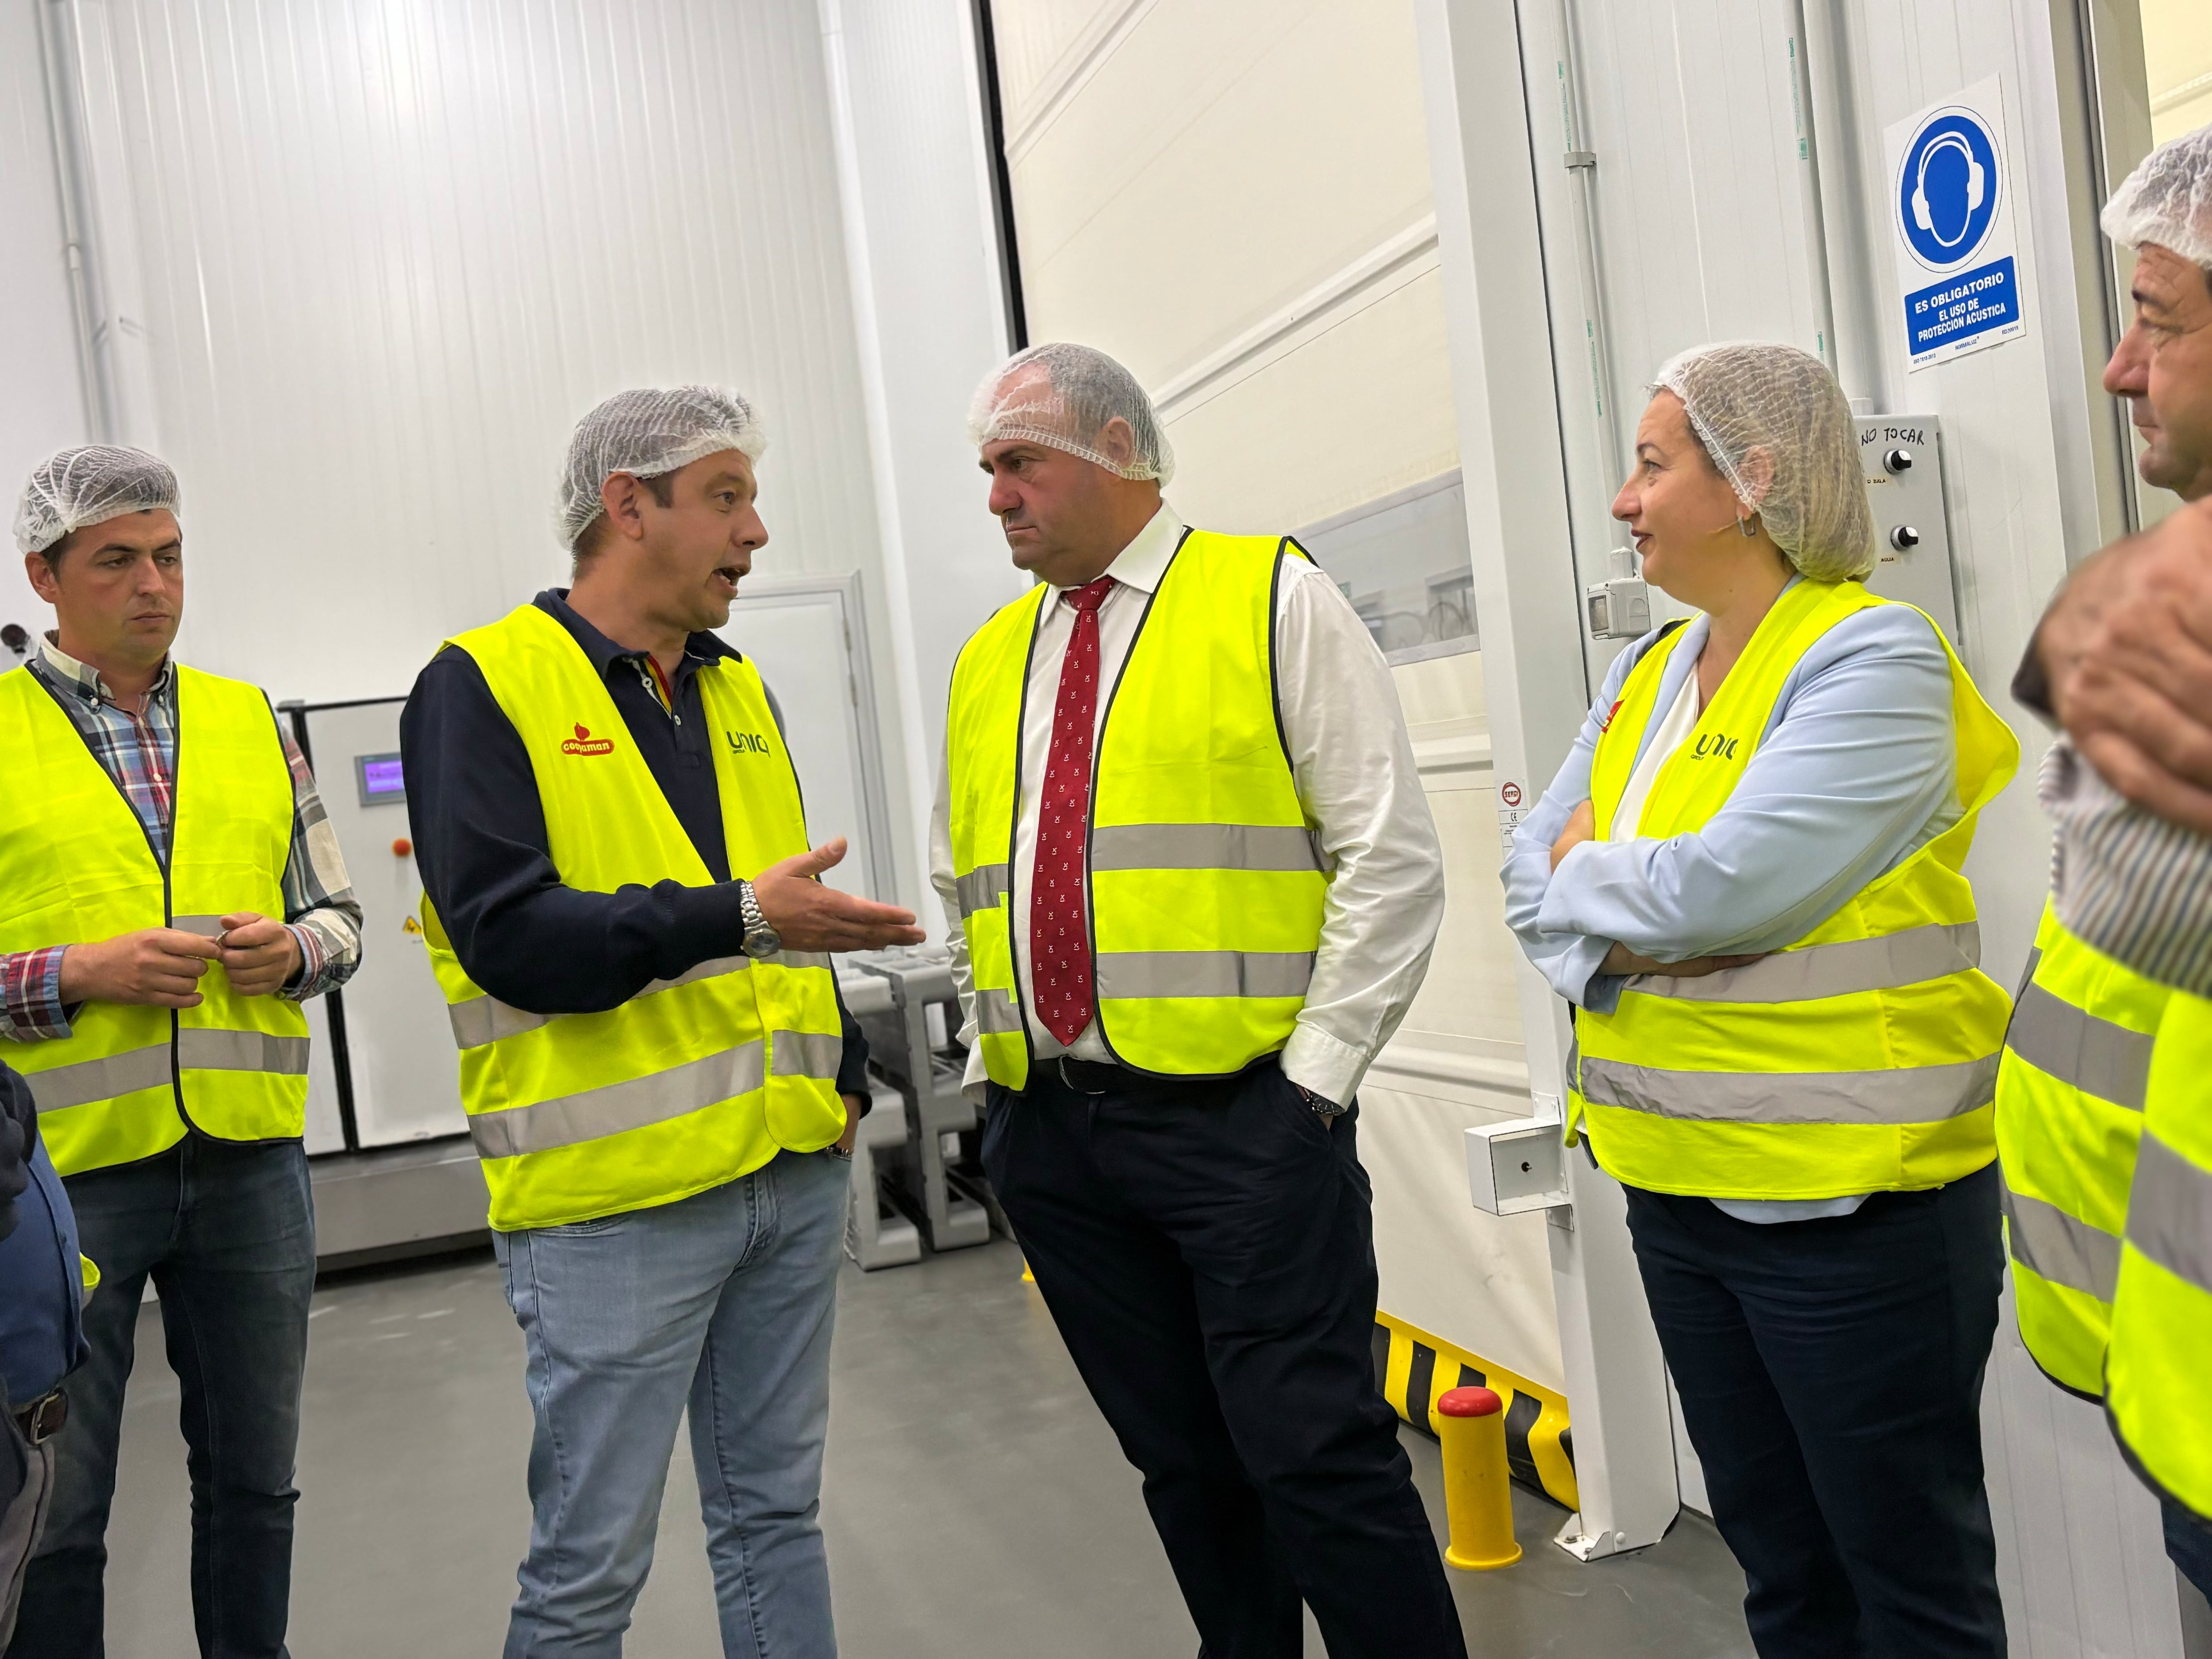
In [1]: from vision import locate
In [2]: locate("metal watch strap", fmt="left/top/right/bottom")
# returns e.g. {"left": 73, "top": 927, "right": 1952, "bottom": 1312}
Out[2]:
{"left": 737, "top": 878, "right": 765, "bottom": 935}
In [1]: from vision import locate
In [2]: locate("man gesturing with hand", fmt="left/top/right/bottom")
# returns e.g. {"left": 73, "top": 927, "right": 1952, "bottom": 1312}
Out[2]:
{"left": 3, "top": 445, "right": 362, "bottom": 1659}
{"left": 401, "top": 387, "right": 920, "bottom": 1658}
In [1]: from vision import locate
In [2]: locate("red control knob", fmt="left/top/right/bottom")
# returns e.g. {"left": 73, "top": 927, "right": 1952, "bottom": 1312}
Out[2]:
{"left": 391, "top": 837, "right": 413, "bottom": 857}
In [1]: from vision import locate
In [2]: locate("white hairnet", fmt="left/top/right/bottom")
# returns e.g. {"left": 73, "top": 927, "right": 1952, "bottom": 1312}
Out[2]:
{"left": 14, "top": 445, "right": 180, "bottom": 556}
{"left": 1652, "top": 342, "right": 1875, "bottom": 583}
{"left": 557, "top": 386, "right": 767, "bottom": 551}
{"left": 2102, "top": 123, "right": 2212, "bottom": 270}
{"left": 968, "top": 343, "right": 1175, "bottom": 484}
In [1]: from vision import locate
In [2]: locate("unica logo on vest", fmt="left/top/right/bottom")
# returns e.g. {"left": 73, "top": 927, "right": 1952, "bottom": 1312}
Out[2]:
{"left": 560, "top": 723, "right": 615, "bottom": 757}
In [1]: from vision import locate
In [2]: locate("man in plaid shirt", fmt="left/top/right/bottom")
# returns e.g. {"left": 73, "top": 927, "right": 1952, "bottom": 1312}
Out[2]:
{"left": 1, "top": 446, "right": 360, "bottom": 1659}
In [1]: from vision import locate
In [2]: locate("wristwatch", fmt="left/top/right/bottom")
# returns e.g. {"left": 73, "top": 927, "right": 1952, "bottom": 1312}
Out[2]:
{"left": 1295, "top": 1083, "right": 1348, "bottom": 1119}
{"left": 736, "top": 879, "right": 783, "bottom": 960}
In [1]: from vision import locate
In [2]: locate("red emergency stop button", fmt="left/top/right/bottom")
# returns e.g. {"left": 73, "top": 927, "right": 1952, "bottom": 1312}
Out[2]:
{"left": 392, "top": 837, "right": 413, "bottom": 857}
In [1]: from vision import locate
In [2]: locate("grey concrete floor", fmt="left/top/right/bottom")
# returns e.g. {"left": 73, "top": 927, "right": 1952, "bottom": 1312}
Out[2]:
{"left": 102, "top": 1237, "right": 1754, "bottom": 1657}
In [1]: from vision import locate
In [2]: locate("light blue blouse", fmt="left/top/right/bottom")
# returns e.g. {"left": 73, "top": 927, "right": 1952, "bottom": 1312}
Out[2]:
{"left": 1501, "top": 590, "right": 1964, "bottom": 1221}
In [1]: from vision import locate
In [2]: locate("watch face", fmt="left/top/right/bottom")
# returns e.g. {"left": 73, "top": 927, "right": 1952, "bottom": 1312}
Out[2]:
{"left": 745, "top": 925, "right": 783, "bottom": 959}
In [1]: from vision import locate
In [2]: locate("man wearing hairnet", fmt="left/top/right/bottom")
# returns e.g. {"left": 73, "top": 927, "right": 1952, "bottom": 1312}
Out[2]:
{"left": 2, "top": 446, "right": 363, "bottom": 1659}
{"left": 400, "top": 387, "right": 922, "bottom": 1657}
{"left": 2007, "top": 123, "right": 2212, "bottom": 1595}
{"left": 933, "top": 346, "right": 1463, "bottom": 1655}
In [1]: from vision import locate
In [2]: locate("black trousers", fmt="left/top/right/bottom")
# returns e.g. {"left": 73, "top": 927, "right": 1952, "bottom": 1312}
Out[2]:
{"left": 1624, "top": 1163, "right": 2007, "bottom": 1659}
{"left": 982, "top": 1059, "right": 1466, "bottom": 1659}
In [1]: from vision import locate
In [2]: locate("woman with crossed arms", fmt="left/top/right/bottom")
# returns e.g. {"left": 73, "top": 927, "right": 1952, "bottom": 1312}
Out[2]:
{"left": 1505, "top": 342, "right": 2017, "bottom": 1658}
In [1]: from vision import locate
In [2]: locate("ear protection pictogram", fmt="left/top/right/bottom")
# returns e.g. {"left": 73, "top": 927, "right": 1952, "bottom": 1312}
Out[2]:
{"left": 1911, "top": 131, "right": 1986, "bottom": 250}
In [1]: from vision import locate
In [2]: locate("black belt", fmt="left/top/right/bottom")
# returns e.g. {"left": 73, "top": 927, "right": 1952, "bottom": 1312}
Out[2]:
{"left": 12, "top": 1388, "right": 65, "bottom": 1446}
{"left": 1045, "top": 1055, "right": 1250, "bottom": 1097}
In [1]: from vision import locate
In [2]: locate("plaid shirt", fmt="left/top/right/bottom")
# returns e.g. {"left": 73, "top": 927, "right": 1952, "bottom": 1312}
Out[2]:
{"left": 0, "top": 637, "right": 363, "bottom": 1041}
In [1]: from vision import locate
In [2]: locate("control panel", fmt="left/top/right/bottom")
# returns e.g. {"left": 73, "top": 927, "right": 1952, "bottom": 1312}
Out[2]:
{"left": 1856, "top": 415, "right": 1960, "bottom": 642}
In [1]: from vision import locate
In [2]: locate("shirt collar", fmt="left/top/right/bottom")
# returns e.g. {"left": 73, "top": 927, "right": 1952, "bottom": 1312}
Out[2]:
{"left": 534, "top": 589, "right": 740, "bottom": 680}
{"left": 1053, "top": 502, "right": 1184, "bottom": 599}
{"left": 36, "top": 631, "right": 175, "bottom": 707}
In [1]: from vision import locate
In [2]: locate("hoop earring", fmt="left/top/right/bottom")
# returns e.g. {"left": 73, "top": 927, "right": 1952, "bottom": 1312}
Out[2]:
{"left": 1737, "top": 513, "right": 1759, "bottom": 539}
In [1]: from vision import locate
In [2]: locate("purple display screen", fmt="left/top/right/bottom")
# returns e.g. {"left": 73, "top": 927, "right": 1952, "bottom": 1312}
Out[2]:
{"left": 356, "top": 754, "right": 405, "bottom": 805}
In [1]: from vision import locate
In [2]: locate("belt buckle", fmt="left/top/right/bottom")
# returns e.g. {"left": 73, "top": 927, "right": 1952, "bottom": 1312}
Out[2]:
{"left": 17, "top": 1389, "right": 66, "bottom": 1445}
{"left": 1057, "top": 1056, "right": 1108, "bottom": 1095}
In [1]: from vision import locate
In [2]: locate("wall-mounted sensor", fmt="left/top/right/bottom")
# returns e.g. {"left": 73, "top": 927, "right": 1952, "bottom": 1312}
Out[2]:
{"left": 1885, "top": 448, "right": 1914, "bottom": 474}
{"left": 1584, "top": 547, "right": 1651, "bottom": 641}
{"left": 1890, "top": 526, "right": 1921, "bottom": 551}
{"left": 0, "top": 624, "right": 27, "bottom": 657}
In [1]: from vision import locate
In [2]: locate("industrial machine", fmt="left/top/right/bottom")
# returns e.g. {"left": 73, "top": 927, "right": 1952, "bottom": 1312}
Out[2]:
{"left": 840, "top": 969, "right": 923, "bottom": 1270}
{"left": 843, "top": 945, "right": 997, "bottom": 1266}
{"left": 281, "top": 697, "right": 489, "bottom": 1266}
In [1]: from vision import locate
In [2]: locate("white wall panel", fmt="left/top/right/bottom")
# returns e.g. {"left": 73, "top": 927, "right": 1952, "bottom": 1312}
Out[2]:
{"left": 1009, "top": 0, "right": 1434, "bottom": 397}
{"left": 1984, "top": 1281, "right": 2182, "bottom": 1659}
{"left": 818, "top": 0, "right": 1026, "bottom": 918}
{"left": 0, "top": 0, "right": 91, "bottom": 650}
{"left": 1161, "top": 271, "right": 1459, "bottom": 534}
{"left": 991, "top": 0, "right": 1123, "bottom": 126}
{"left": 56, "top": 0, "right": 883, "bottom": 718}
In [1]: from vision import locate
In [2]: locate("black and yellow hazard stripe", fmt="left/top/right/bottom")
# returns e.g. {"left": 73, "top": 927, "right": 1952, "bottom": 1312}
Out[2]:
{"left": 1372, "top": 1311, "right": 1577, "bottom": 1512}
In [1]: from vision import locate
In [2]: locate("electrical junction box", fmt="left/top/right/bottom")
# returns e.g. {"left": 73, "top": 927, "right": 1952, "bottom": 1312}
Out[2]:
{"left": 1855, "top": 415, "right": 1960, "bottom": 643}
{"left": 1467, "top": 1094, "right": 1572, "bottom": 1215}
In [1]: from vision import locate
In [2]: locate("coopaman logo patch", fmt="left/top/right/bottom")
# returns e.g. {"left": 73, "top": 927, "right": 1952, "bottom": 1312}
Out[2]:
{"left": 560, "top": 723, "right": 616, "bottom": 757}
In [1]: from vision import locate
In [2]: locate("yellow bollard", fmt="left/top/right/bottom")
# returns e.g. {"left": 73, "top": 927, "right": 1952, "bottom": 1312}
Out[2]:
{"left": 1436, "top": 1386, "right": 1522, "bottom": 1570}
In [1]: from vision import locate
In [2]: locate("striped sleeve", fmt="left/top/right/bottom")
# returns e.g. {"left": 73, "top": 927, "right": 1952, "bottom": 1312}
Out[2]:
{"left": 275, "top": 723, "right": 364, "bottom": 1001}
{"left": 2045, "top": 740, "right": 2212, "bottom": 996}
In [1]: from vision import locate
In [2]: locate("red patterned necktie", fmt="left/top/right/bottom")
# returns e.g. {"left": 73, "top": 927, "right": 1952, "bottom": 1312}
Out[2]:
{"left": 1030, "top": 576, "right": 1116, "bottom": 1047}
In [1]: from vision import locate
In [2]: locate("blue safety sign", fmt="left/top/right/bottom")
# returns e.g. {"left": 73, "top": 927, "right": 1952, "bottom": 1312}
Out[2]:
{"left": 1904, "top": 256, "right": 2018, "bottom": 357}
{"left": 1897, "top": 115, "right": 2001, "bottom": 270}
{"left": 1884, "top": 79, "right": 2027, "bottom": 371}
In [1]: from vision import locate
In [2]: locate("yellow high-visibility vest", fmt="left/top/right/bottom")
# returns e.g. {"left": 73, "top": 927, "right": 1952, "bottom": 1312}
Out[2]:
{"left": 2107, "top": 989, "right": 2212, "bottom": 1519}
{"left": 1994, "top": 899, "right": 2165, "bottom": 1396}
{"left": 1567, "top": 578, "right": 2019, "bottom": 1199}
{"left": 945, "top": 530, "right": 1329, "bottom": 1090}
{"left": 419, "top": 604, "right": 845, "bottom": 1232}
{"left": 0, "top": 664, "right": 310, "bottom": 1175}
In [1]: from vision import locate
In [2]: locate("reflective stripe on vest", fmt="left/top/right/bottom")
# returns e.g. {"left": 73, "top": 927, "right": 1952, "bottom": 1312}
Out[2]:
{"left": 2108, "top": 991, "right": 2212, "bottom": 1518}
{"left": 1567, "top": 578, "right": 2019, "bottom": 1202}
{"left": 443, "top": 953, "right": 830, "bottom": 1049}
{"left": 944, "top": 531, "right": 1328, "bottom": 1088}
{"left": 1993, "top": 900, "right": 2164, "bottom": 1397}
{"left": 421, "top": 605, "right": 845, "bottom": 1231}
{"left": 0, "top": 664, "right": 311, "bottom": 1175}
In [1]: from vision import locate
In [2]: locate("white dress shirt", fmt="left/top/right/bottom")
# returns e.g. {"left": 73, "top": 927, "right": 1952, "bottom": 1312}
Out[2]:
{"left": 929, "top": 503, "right": 1444, "bottom": 1105}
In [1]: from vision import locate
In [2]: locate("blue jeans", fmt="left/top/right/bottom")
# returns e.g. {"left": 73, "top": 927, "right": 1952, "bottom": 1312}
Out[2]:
{"left": 495, "top": 1148, "right": 849, "bottom": 1659}
{"left": 7, "top": 1137, "right": 315, "bottom": 1659}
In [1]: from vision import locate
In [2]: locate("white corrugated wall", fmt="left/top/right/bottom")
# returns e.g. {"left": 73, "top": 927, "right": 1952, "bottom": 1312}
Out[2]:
{"left": 51, "top": 0, "right": 884, "bottom": 716}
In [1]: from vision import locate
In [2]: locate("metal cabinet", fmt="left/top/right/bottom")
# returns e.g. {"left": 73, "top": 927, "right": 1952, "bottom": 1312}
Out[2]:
{"left": 284, "top": 697, "right": 469, "bottom": 1150}
{"left": 284, "top": 697, "right": 488, "bottom": 1264}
